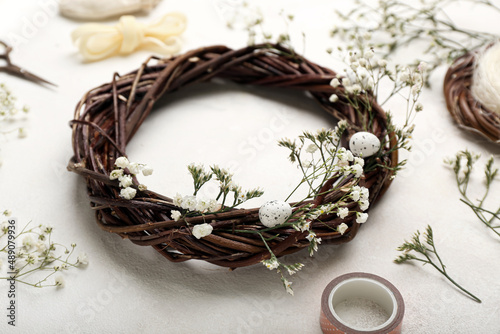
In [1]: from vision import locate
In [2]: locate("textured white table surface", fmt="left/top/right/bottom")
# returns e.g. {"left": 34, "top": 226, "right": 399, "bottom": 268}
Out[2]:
{"left": 0, "top": 1, "right": 499, "bottom": 333}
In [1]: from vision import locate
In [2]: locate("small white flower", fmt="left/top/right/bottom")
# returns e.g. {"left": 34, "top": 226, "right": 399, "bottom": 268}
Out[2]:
{"left": 351, "top": 164, "right": 364, "bottom": 178}
{"left": 109, "top": 169, "right": 123, "bottom": 180}
{"left": 302, "top": 160, "right": 312, "bottom": 168}
{"left": 195, "top": 199, "right": 210, "bottom": 212}
{"left": 359, "top": 200, "right": 369, "bottom": 211}
{"left": 263, "top": 257, "right": 279, "bottom": 270}
{"left": 354, "top": 157, "right": 364, "bottom": 167}
{"left": 142, "top": 165, "right": 153, "bottom": 176}
{"left": 120, "top": 187, "right": 137, "bottom": 200}
{"left": 173, "top": 193, "right": 183, "bottom": 207}
{"left": 346, "top": 84, "right": 362, "bottom": 95}
{"left": 365, "top": 50, "right": 374, "bottom": 59}
{"left": 192, "top": 223, "right": 213, "bottom": 239}
{"left": 55, "top": 275, "right": 65, "bottom": 288}
{"left": 350, "top": 187, "right": 361, "bottom": 201}
{"left": 182, "top": 196, "right": 198, "bottom": 211}
{"left": 418, "top": 61, "right": 427, "bottom": 72}
{"left": 171, "top": 210, "right": 182, "bottom": 221}
{"left": 138, "top": 184, "right": 147, "bottom": 191}
{"left": 337, "top": 207, "right": 349, "bottom": 219}
{"left": 22, "top": 235, "right": 34, "bottom": 250}
{"left": 305, "top": 144, "right": 318, "bottom": 154}
{"left": 115, "top": 157, "right": 130, "bottom": 169}
{"left": 329, "top": 94, "right": 339, "bottom": 103}
{"left": 284, "top": 279, "right": 294, "bottom": 296}
{"left": 338, "top": 223, "right": 348, "bottom": 235}
{"left": 360, "top": 188, "right": 369, "bottom": 201}
{"left": 127, "top": 162, "right": 142, "bottom": 175}
{"left": 3, "top": 209, "right": 12, "bottom": 216}
{"left": 35, "top": 241, "right": 47, "bottom": 253}
{"left": 330, "top": 78, "right": 340, "bottom": 88}
{"left": 118, "top": 174, "right": 133, "bottom": 188}
{"left": 26, "top": 253, "right": 39, "bottom": 265}
{"left": 356, "top": 212, "right": 368, "bottom": 224}
{"left": 411, "top": 85, "right": 420, "bottom": 96}
{"left": 77, "top": 252, "right": 89, "bottom": 266}
{"left": 377, "top": 59, "right": 388, "bottom": 67}
{"left": 208, "top": 199, "right": 220, "bottom": 212}
{"left": 306, "top": 232, "right": 316, "bottom": 242}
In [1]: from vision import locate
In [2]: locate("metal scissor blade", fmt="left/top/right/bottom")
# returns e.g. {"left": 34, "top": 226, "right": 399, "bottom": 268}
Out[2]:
{"left": 3, "top": 64, "right": 57, "bottom": 87}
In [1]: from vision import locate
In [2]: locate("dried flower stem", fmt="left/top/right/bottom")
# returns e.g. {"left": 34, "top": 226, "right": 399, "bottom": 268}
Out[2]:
{"left": 395, "top": 225, "right": 481, "bottom": 303}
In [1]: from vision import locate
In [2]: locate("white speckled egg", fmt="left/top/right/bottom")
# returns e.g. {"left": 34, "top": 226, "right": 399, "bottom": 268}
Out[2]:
{"left": 259, "top": 200, "right": 292, "bottom": 227}
{"left": 349, "top": 132, "right": 381, "bottom": 157}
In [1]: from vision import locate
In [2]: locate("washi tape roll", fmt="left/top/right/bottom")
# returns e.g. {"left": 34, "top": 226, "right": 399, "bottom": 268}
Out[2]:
{"left": 320, "top": 272, "right": 405, "bottom": 334}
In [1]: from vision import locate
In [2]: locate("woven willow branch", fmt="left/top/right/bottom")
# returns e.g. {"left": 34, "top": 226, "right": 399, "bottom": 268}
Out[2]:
{"left": 68, "top": 44, "right": 398, "bottom": 268}
{"left": 444, "top": 49, "right": 500, "bottom": 144}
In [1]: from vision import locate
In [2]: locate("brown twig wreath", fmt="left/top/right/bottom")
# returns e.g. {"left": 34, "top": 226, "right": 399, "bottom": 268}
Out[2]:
{"left": 67, "top": 44, "right": 398, "bottom": 272}
{"left": 444, "top": 49, "right": 500, "bottom": 144}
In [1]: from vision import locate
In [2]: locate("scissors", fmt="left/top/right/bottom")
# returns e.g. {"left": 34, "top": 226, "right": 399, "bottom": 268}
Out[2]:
{"left": 0, "top": 40, "right": 56, "bottom": 87}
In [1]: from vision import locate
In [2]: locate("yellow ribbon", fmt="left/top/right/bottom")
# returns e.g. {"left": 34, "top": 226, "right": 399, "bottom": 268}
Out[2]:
{"left": 71, "top": 12, "right": 187, "bottom": 61}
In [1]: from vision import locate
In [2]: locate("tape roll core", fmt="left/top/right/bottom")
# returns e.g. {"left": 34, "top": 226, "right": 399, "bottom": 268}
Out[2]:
{"left": 320, "top": 272, "right": 404, "bottom": 334}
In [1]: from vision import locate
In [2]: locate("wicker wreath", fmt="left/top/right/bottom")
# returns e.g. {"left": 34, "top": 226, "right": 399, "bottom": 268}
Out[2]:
{"left": 444, "top": 48, "right": 500, "bottom": 143}
{"left": 68, "top": 44, "right": 398, "bottom": 269}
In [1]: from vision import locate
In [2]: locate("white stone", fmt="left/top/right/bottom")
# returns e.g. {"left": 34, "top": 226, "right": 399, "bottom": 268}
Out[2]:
{"left": 259, "top": 201, "right": 292, "bottom": 228}
{"left": 349, "top": 132, "right": 381, "bottom": 157}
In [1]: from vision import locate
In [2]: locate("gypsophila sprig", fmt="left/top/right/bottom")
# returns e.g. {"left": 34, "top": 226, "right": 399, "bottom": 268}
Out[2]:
{"left": 331, "top": 0, "right": 500, "bottom": 83}
{"left": 0, "top": 212, "right": 88, "bottom": 288}
{"left": 110, "top": 156, "right": 153, "bottom": 200}
{"left": 327, "top": 34, "right": 425, "bottom": 176}
{"left": 255, "top": 122, "right": 373, "bottom": 294}
{"left": 0, "top": 83, "right": 30, "bottom": 167}
{"left": 395, "top": 225, "right": 481, "bottom": 303}
{"left": 170, "top": 164, "right": 264, "bottom": 225}
{"left": 445, "top": 150, "right": 500, "bottom": 237}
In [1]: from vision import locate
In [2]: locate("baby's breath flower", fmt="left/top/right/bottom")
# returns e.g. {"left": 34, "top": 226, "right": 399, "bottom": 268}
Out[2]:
{"left": 54, "top": 276, "right": 65, "bottom": 288}
{"left": 138, "top": 184, "right": 147, "bottom": 191}
{"left": 170, "top": 210, "right": 182, "bottom": 222}
{"left": 338, "top": 223, "right": 348, "bottom": 235}
{"left": 173, "top": 193, "right": 183, "bottom": 207}
{"left": 118, "top": 174, "right": 133, "bottom": 188}
{"left": 305, "top": 144, "right": 318, "bottom": 154}
{"left": 330, "top": 78, "right": 341, "bottom": 88}
{"left": 192, "top": 223, "right": 213, "bottom": 239}
{"left": 109, "top": 169, "right": 123, "bottom": 180}
{"left": 127, "top": 162, "right": 142, "bottom": 175}
{"left": 22, "top": 235, "right": 34, "bottom": 251}
{"left": 182, "top": 196, "right": 198, "bottom": 211}
{"left": 115, "top": 156, "right": 129, "bottom": 169}
{"left": 3, "top": 209, "right": 12, "bottom": 216}
{"left": 120, "top": 187, "right": 136, "bottom": 200}
{"left": 359, "top": 200, "right": 369, "bottom": 211}
{"left": 356, "top": 212, "right": 368, "bottom": 224}
{"left": 142, "top": 165, "right": 153, "bottom": 176}
{"left": 337, "top": 207, "right": 349, "bottom": 219}
{"left": 77, "top": 252, "right": 89, "bottom": 266}
{"left": 329, "top": 94, "right": 339, "bottom": 103}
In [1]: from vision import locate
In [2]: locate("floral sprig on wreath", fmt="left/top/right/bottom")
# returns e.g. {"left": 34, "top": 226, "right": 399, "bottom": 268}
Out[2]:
{"left": 327, "top": 35, "right": 426, "bottom": 176}
{"left": 331, "top": 0, "right": 500, "bottom": 83}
